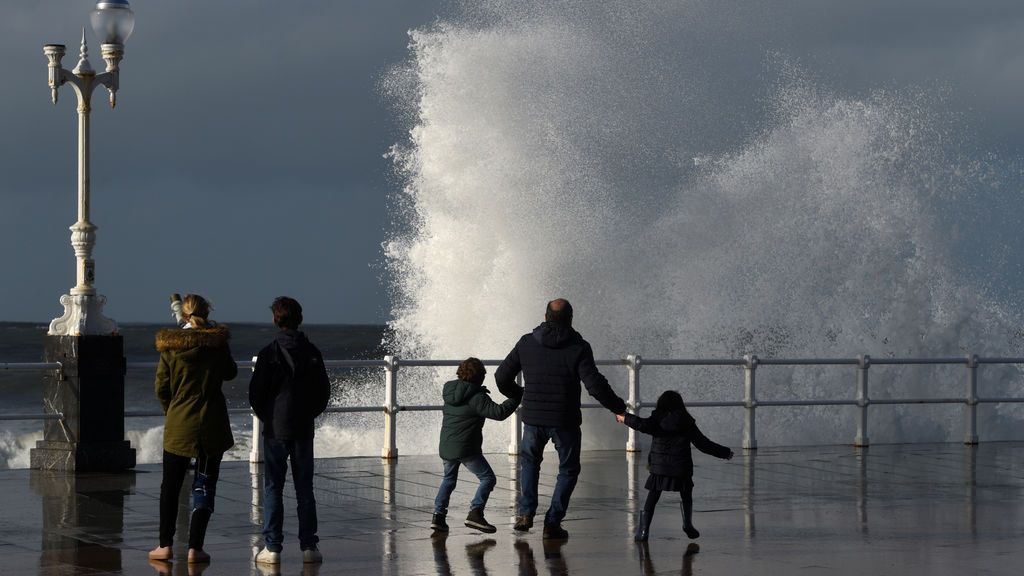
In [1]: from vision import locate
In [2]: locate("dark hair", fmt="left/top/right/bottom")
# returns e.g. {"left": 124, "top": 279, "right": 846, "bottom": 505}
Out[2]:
{"left": 545, "top": 298, "right": 573, "bottom": 326}
{"left": 656, "top": 390, "right": 690, "bottom": 417}
{"left": 271, "top": 296, "right": 303, "bottom": 330}
{"left": 457, "top": 357, "right": 486, "bottom": 385}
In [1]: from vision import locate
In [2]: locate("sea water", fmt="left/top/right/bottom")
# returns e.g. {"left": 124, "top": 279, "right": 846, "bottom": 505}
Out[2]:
{"left": 381, "top": 0, "right": 1024, "bottom": 449}
{"left": 0, "top": 322, "right": 387, "bottom": 469}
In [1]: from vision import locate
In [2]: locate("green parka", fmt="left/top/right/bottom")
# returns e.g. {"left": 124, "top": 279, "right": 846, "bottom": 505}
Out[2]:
{"left": 155, "top": 325, "right": 237, "bottom": 457}
{"left": 439, "top": 379, "right": 521, "bottom": 460}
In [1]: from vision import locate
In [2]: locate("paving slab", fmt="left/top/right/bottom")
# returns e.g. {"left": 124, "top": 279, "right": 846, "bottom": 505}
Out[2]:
{"left": 0, "top": 443, "right": 1022, "bottom": 575}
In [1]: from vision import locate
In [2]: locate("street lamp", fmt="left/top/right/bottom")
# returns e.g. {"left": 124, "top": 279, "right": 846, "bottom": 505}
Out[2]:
{"left": 44, "top": 1, "right": 134, "bottom": 336}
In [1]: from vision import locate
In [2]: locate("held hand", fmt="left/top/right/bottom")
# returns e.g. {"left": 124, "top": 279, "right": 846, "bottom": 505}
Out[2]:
{"left": 725, "top": 449, "right": 734, "bottom": 460}
{"left": 615, "top": 413, "right": 626, "bottom": 424}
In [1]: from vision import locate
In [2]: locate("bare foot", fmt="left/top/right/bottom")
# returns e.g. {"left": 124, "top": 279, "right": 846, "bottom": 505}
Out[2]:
{"left": 188, "top": 548, "right": 211, "bottom": 564}
{"left": 148, "top": 545, "right": 173, "bottom": 561}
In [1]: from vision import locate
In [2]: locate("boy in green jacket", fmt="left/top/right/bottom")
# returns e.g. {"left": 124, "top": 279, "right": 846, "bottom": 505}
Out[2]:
{"left": 432, "top": 357, "right": 521, "bottom": 533}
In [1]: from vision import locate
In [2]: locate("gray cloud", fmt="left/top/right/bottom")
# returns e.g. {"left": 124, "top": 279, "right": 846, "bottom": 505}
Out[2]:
{"left": 1, "top": 0, "right": 1021, "bottom": 323}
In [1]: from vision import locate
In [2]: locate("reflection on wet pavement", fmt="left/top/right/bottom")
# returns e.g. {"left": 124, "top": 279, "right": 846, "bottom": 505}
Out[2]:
{"left": 0, "top": 443, "right": 1022, "bottom": 574}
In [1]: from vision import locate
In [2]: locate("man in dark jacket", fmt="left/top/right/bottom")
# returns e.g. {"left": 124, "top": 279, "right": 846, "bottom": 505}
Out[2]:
{"left": 431, "top": 357, "right": 521, "bottom": 534}
{"left": 494, "top": 298, "right": 627, "bottom": 539}
{"left": 250, "top": 297, "right": 331, "bottom": 566}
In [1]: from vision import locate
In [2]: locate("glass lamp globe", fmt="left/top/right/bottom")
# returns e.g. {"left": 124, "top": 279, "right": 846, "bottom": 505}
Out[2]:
{"left": 90, "top": 0, "right": 135, "bottom": 45}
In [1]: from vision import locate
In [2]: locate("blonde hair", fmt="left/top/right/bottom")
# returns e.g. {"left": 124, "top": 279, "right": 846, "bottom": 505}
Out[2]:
{"left": 181, "top": 294, "right": 213, "bottom": 328}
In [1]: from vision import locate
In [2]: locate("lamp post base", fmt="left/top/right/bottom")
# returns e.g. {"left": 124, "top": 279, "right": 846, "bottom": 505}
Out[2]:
{"left": 48, "top": 293, "right": 118, "bottom": 336}
{"left": 29, "top": 334, "right": 135, "bottom": 472}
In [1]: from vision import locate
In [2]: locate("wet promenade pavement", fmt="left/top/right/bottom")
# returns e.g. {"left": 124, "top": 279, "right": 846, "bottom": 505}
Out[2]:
{"left": 1, "top": 443, "right": 1022, "bottom": 575}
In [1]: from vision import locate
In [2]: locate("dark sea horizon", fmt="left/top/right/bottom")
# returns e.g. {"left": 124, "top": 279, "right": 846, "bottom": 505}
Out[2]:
{"left": 0, "top": 322, "right": 392, "bottom": 469}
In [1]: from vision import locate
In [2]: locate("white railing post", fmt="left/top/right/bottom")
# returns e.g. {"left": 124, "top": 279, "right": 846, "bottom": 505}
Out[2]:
{"left": 625, "top": 354, "right": 642, "bottom": 452}
{"left": 508, "top": 373, "right": 523, "bottom": 455}
{"left": 382, "top": 355, "right": 399, "bottom": 459}
{"left": 855, "top": 355, "right": 870, "bottom": 447}
{"left": 965, "top": 354, "right": 979, "bottom": 445}
{"left": 743, "top": 354, "right": 758, "bottom": 450}
{"left": 249, "top": 355, "right": 263, "bottom": 463}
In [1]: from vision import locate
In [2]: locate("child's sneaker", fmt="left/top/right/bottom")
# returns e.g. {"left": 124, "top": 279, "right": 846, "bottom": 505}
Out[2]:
{"left": 255, "top": 547, "right": 281, "bottom": 565}
{"left": 465, "top": 508, "right": 497, "bottom": 533}
{"left": 302, "top": 547, "right": 323, "bottom": 564}
{"left": 431, "top": 513, "right": 450, "bottom": 532}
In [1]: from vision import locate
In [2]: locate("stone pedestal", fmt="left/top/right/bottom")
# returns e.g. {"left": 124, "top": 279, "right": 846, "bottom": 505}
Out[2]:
{"left": 30, "top": 335, "right": 136, "bottom": 472}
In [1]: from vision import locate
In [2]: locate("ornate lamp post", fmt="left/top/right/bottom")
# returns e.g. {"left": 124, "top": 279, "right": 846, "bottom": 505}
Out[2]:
{"left": 44, "top": 0, "right": 134, "bottom": 336}
{"left": 31, "top": 1, "right": 136, "bottom": 472}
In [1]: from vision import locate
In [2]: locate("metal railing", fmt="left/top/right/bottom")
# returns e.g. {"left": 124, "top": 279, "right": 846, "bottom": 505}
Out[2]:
{"left": 3, "top": 354, "right": 1024, "bottom": 461}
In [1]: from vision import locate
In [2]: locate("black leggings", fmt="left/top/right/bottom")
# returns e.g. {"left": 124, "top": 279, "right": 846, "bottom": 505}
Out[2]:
{"left": 159, "top": 449, "right": 222, "bottom": 548}
{"left": 642, "top": 485, "right": 694, "bottom": 525}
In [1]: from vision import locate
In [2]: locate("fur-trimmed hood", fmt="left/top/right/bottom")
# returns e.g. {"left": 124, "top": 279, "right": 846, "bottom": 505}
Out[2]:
{"left": 156, "top": 325, "right": 231, "bottom": 352}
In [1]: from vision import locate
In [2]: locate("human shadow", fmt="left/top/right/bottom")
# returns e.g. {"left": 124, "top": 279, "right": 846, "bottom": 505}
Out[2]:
{"left": 637, "top": 541, "right": 699, "bottom": 576}
{"left": 513, "top": 539, "right": 569, "bottom": 576}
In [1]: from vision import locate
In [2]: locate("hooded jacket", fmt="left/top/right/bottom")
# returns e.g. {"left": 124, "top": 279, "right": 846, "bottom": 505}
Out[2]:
{"left": 248, "top": 329, "right": 331, "bottom": 440}
{"left": 624, "top": 408, "right": 731, "bottom": 478}
{"left": 438, "top": 379, "right": 521, "bottom": 460}
{"left": 155, "top": 325, "right": 237, "bottom": 457}
{"left": 494, "top": 322, "right": 627, "bottom": 427}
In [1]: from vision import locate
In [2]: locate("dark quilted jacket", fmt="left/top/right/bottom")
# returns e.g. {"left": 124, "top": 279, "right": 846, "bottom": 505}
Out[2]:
{"left": 494, "top": 322, "right": 626, "bottom": 427}
{"left": 624, "top": 408, "right": 732, "bottom": 478}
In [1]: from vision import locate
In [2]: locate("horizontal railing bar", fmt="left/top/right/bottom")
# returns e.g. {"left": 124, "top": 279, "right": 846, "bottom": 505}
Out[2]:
{"left": 977, "top": 358, "right": 1024, "bottom": 364}
{"left": 323, "top": 406, "right": 382, "bottom": 413}
{"left": 398, "top": 405, "right": 444, "bottom": 412}
{"left": 757, "top": 399, "right": 859, "bottom": 406}
{"left": 979, "top": 397, "right": 1024, "bottom": 403}
{"left": 1, "top": 362, "right": 62, "bottom": 371}
{"left": 757, "top": 358, "right": 860, "bottom": 366}
{"left": 870, "top": 398, "right": 965, "bottom": 405}
{"left": 641, "top": 359, "right": 745, "bottom": 366}
{"left": 0, "top": 413, "right": 64, "bottom": 421}
{"left": 869, "top": 358, "right": 968, "bottom": 365}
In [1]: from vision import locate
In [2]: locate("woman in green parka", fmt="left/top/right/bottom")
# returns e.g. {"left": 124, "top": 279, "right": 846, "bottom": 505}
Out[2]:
{"left": 431, "top": 357, "right": 521, "bottom": 534}
{"left": 148, "top": 294, "right": 237, "bottom": 564}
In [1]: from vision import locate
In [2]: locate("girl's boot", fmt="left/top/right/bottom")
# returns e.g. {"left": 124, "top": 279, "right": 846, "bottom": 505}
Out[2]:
{"left": 680, "top": 499, "right": 700, "bottom": 539}
{"left": 634, "top": 510, "right": 652, "bottom": 542}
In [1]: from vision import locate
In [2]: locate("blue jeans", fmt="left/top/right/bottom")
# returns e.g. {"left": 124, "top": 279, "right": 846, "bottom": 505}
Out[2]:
{"left": 433, "top": 454, "right": 497, "bottom": 515}
{"left": 263, "top": 437, "right": 318, "bottom": 551}
{"left": 518, "top": 424, "right": 582, "bottom": 526}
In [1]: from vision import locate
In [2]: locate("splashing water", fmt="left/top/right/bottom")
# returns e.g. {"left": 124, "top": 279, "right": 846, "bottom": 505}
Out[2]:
{"left": 383, "top": 1, "right": 1024, "bottom": 447}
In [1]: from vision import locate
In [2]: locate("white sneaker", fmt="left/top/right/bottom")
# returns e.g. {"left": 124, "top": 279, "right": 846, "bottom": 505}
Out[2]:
{"left": 255, "top": 547, "right": 281, "bottom": 565}
{"left": 302, "top": 548, "right": 323, "bottom": 564}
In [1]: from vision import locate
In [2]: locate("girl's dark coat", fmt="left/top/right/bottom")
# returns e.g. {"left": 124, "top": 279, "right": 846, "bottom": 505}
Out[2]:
{"left": 155, "top": 325, "right": 237, "bottom": 457}
{"left": 624, "top": 408, "right": 731, "bottom": 478}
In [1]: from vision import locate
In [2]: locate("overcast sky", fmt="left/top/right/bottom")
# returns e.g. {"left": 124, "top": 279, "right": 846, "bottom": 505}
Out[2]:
{"left": 1, "top": 1, "right": 1022, "bottom": 324}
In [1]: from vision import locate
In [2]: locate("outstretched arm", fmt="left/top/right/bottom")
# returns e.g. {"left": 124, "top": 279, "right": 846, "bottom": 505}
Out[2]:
{"left": 579, "top": 342, "right": 627, "bottom": 414}
{"left": 494, "top": 345, "right": 523, "bottom": 399}
{"left": 690, "top": 424, "right": 734, "bottom": 460}
{"left": 621, "top": 412, "right": 663, "bottom": 436}
{"left": 470, "top": 388, "right": 521, "bottom": 421}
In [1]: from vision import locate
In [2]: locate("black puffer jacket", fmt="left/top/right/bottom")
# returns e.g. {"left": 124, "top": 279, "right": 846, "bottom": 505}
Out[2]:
{"left": 494, "top": 322, "right": 626, "bottom": 427}
{"left": 249, "top": 329, "right": 331, "bottom": 440}
{"left": 624, "top": 409, "right": 731, "bottom": 478}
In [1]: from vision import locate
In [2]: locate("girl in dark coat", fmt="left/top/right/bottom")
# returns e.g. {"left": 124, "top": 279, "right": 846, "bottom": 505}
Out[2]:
{"left": 616, "top": 390, "right": 733, "bottom": 541}
{"left": 149, "top": 294, "right": 237, "bottom": 564}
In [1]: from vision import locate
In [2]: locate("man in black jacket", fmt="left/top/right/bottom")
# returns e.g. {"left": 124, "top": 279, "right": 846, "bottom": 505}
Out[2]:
{"left": 495, "top": 298, "right": 627, "bottom": 539}
{"left": 250, "top": 297, "right": 331, "bottom": 565}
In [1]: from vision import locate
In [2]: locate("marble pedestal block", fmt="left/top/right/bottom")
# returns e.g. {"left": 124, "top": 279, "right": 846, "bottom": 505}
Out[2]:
{"left": 30, "top": 335, "right": 136, "bottom": 472}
